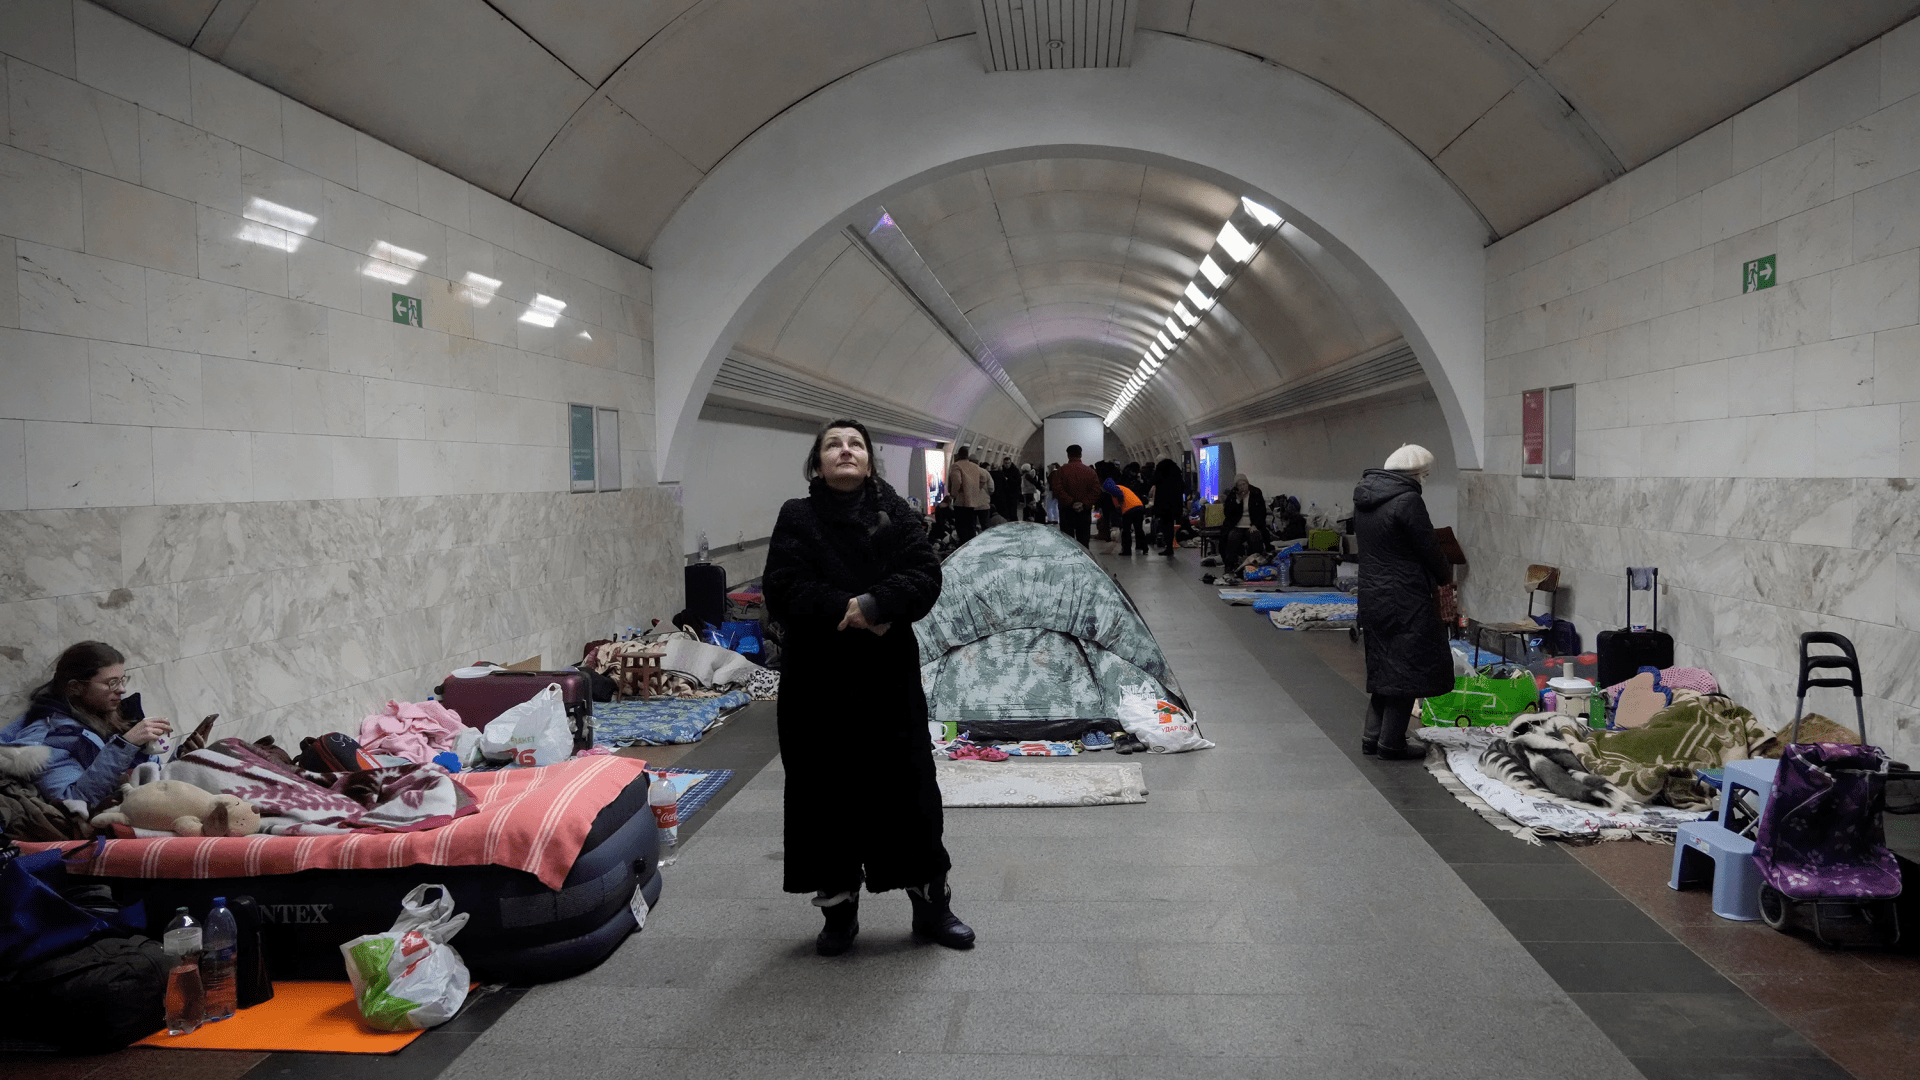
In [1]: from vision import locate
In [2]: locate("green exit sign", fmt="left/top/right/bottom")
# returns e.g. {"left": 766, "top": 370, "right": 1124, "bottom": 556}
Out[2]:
{"left": 1742, "top": 254, "right": 1776, "bottom": 294}
{"left": 391, "top": 292, "right": 422, "bottom": 326}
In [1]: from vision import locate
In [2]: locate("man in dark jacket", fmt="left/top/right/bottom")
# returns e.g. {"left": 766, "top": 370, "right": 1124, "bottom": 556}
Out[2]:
{"left": 1353, "top": 444, "right": 1453, "bottom": 759}
{"left": 1050, "top": 445, "right": 1101, "bottom": 546}
{"left": 1219, "top": 473, "right": 1269, "bottom": 575}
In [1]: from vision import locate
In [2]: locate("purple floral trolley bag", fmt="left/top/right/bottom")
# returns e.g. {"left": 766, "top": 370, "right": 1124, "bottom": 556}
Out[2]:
{"left": 1752, "top": 632, "right": 1903, "bottom": 947}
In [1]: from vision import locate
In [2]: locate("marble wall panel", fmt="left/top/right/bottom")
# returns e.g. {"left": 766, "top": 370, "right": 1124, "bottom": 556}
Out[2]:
{"left": 8, "top": 58, "right": 139, "bottom": 181}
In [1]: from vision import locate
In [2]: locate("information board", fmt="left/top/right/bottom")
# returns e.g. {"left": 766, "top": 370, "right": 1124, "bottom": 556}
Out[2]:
{"left": 1521, "top": 388, "right": 1545, "bottom": 476}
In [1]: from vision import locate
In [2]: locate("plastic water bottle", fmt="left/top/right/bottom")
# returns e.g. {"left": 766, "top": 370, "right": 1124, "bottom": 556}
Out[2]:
{"left": 201, "top": 898, "right": 238, "bottom": 1021}
{"left": 163, "top": 907, "right": 205, "bottom": 1036}
{"left": 697, "top": 531, "right": 711, "bottom": 564}
{"left": 648, "top": 772, "right": 679, "bottom": 864}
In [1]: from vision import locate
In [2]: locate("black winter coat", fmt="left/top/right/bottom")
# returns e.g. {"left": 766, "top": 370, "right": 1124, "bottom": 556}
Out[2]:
{"left": 1353, "top": 469, "right": 1454, "bottom": 698}
{"left": 763, "top": 476, "right": 950, "bottom": 894}
{"left": 1222, "top": 485, "right": 1268, "bottom": 535}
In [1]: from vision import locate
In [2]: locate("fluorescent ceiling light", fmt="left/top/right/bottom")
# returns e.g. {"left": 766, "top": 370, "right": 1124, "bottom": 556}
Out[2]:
{"left": 1241, "top": 197, "right": 1282, "bottom": 228}
{"left": 1184, "top": 282, "right": 1214, "bottom": 312}
{"left": 520, "top": 293, "right": 568, "bottom": 327}
{"left": 1155, "top": 331, "right": 1173, "bottom": 351}
{"left": 1217, "top": 222, "right": 1255, "bottom": 263}
{"left": 1149, "top": 343, "right": 1166, "bottom": 361}
{"left": 1199, "top": 256, "right": 1227, "bottom": 289}
{"left": 1164, "top": 315, "right": 1185, "bottom": 340}
{"left": 1175, "top": 301, "right": 1199, "bottom": 327}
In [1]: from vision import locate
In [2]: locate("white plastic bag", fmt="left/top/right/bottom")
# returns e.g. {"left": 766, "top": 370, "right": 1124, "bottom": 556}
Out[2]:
{"left": 478, "top": 683, "right": 572, "bottom": 767}
{"left": 339, "top": 884, "right": 471, "bottom": 1031}
{"left": 1114, "top": 682, "right": 1215, "bottom": 753}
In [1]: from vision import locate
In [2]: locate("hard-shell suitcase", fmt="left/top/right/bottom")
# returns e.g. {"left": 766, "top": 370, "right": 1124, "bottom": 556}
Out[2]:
{"left": 1290, "top": 551, "right": 1339, "bottom": 587}
{"left": 438, "top": 670, "right": 594, "bottom": 751}
{"left": 685, "top": 563, "right": 727, "bottom": 628}
{"left": 1597, "top": 567, "right": 1673, "bottom": 688}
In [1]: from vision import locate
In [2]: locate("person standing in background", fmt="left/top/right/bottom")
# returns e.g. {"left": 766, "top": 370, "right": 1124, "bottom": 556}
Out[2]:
{"left": 1148, "top": 458, "right": 1185, "bottom": 557}
{"left": 946, "top": 447, "right": 994, "bottom": 545}
{"left": 1050, "top": 445, "right": 1101, "bottom": 547}
{"left": 1352, "top": 444, "right": 1452, "bottom": 760}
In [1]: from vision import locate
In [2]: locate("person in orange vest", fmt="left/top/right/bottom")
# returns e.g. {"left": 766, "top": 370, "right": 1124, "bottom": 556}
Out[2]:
{"left": 1102, "top": 478, "right": 1145, "bottom": 555}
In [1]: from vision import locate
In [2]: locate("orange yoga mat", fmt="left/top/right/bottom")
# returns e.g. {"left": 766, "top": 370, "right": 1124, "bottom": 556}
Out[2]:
{"left": 136, "top": 981, "right": 427, "bottom": 1053}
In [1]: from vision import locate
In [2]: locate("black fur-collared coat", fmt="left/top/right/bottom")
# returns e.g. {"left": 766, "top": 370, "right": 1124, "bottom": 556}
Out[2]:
{"left": 1353, "top": 469, "right": 1455, "bottom": 698}
{"left": 763, "top": 476, "right": 948, "bottom": 894}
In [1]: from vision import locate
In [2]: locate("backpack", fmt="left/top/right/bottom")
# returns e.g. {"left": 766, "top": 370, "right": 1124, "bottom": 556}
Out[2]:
{"left": 0, "top": 934, "right": 170, "bottom": 1051}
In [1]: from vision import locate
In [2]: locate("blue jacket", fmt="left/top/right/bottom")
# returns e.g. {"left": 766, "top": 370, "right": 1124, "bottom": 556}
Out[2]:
{"left": 0, "top": 699, "right": 155, "bottom": 808}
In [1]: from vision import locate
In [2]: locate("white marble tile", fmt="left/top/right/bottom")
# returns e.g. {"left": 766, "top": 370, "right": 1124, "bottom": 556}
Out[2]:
{"left": 0, "top": 419, "right": 21, "bottom": 509}
{"left": 1776, "top": 196, "right": 1852, "bottom": 283}
{"left": 1757, "top": 275, "right": 1832, "bottom": 351}
{"left": 1697, "top": 293, "right": 1760, "bottom": 362}
{"left": 82, "top": 169, "right": 195, "bottom": 274}
{"left": 1800, "top": 39, "right": 1881, "bottom": 143}
{"left": 287, "top": 237, "right": 361, "bottom": 313}
{"left": 365, "top": 378, "right": 427, "bottom": 439}
{"left": 279, "top": 97, "right": 355, "bottom": 188}
{"left": 172, "top": 570, "right": 278, "bottom": 656}
{"left": 395, "top": 438, "right": 448, "bottom": 497}
{"left": 327, "top": 308, "right": 404, "bottom": 380}
{"left": 0, "top": 326, "right": 88, "bottom": 421}
{"left": 1792, "top": 334, "right": 1876, "bottom": 411}
{"left": 1699, "top": 168, "right": 1761, "bottom": 246}
{"left": 18, "top": 240, "right": 147, "bottom": 344}
{"left": 73, "top": 2, "right": 188, "bottom": 121}
{"left": 1885, "top": 15, "right": 1920, "bottom": 106}
{"left": 1670, "top": 358, "right": 1729, "bottom": 421}
{"left": 145, "top": 267, "right": 245, "bottom": 358}
{"left": 421, "top": 383, "right": 473, "bottom": 442}
{"left": 466, "top": 185, "right": 517, "bottom": 251}
{"left": 0, "top": 237, "right": 14, "bottom": 329}
{"left": 0, "top": 142, "right": 82, "bottom": 248}
{"left": 249, "top": 431, "right": 333, "bottom": 500}
{"left": 1829, "top": 249, "right": 1920, "bottom": 337}
{"left": 150, "top": 426, "right": 250, "bottom": 503}
{"left": 417, "top": 163, "right": 468, "bottom": 232}
{"left": 1731, "top": 86, "right": 1799, "bottom": 174}
{"left": 196, "top": 203, "right": 288, "bottom": 295}
{"left": 8, "top": 56, "right": 138, "bottom": 180}
{"left": 187, "top": 52, "right": 279, "bottom": 158}
{"left": 1901, "top": 402, "right": 1919, "bottom": 476}
{"left": 448, "top": 336, "right": 502, "bottom": 394}
{"left": 1835, "top": 92, "right": 1920, "bottom": 198}
{"left": 418, "top": 274, "right": 473, "bottom": 339}
{"left": 138, "top": 105, "right": 240, "bottom": 208}
{"left": 331, "top": 435, "right": 399, "bottom": 498}
{"left": 238, "top": 146, "right": 322, "bottom": 223}
{"left": 1816, "top": 403, "right": 1903, "bottom": 476}
{"left": 89, "top": 339, "right": 199, "bottom": 427}
{"left": 1681, "top": 123, "right": 1735, "bottom": 199}
{"left": 24, "top": 418, "right": 150, "bottom": 507}
{"left": 1879, "top": 323, "right": 1920, "bottom": 404}
{"left": 0, "top": 0, "right": 76, "bottom": 77}
{"left": 354, "top": 132, "right": 417, "bottom": 212}
{"left": 1725, "top": 347, "right": 1795, "bottom": 417}
{"left": 243, "top": 291, "right": 328, "bottom": 369}
{"left": 1848, "top": 169, "right": 1920, "bottom": 263}
{"left": 1759, "top": 134, "right": 1834, "bottom": 225}
{"left": 201, "top": 353, "right": 292, "bottom": 432}
{"left": 289, "top": 367, "right": 366, "bottom": 436}
{"left": 56, "top": 583, "right": 175, "bottom": 668}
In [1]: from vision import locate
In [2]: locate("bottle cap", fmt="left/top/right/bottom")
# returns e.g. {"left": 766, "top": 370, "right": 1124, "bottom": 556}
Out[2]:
{"left": 212, "top": 896, "right": 225, "bottom": 906}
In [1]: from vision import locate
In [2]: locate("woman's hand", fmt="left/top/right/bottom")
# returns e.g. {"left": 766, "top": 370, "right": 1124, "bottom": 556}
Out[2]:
{"left": 838, "top": 597, "right": 871, "bottom": 632}
{"left": 123, "top": 717, "right": 172, "bottom": 750}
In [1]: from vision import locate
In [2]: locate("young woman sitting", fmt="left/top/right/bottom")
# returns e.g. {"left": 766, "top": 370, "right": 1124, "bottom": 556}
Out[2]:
{"left": 0, "top": 641, "right": 182, "bottom": 811}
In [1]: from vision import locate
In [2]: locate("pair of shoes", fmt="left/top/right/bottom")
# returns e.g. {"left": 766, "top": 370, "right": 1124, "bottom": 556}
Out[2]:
{"left": 947, "top": 742, "right": 1010, "bottom": 762}
{"left": 1080, "top": 729, "right": 1114, "bottom": 752}
{"left": 907, "top": 879, "right": 975, "bottom": 949}
{"left": 1113, "top": 731, "right": 1149, "bottom": 754}
{"left": 1360, "top": 739, "right": 1378, "bottom": 755}
{"left": 1156, "top": 548, "right": 1173, "bottom": 557}
{"left": 814, "top": 892, "right": 859, "bottom": 956}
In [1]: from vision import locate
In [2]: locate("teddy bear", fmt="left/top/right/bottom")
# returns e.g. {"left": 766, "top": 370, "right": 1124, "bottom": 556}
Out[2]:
{"left": 89, "top": 779, "right": 264, "bottom": 837}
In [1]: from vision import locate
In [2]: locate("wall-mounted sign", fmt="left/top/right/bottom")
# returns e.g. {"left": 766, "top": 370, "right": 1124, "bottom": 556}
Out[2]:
{"left": 391, "top": 292, "right": 422, "bottom": 326}
{"left": 1742, "top": 254, "right": 1776, "bottom": 294}
{"left": 1521, "top": 388, "right": 1545, "bottom": 476}
{"left": 569, "top": 403, "right": 596, "bottom": 492}
{"left": 1548, "top": 384, "right": 1576, "bottom": 479}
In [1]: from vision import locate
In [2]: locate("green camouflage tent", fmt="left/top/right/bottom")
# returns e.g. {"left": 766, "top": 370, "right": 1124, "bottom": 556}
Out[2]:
{"left": 917, "top": 523, "right": 1191, "bottom": 741}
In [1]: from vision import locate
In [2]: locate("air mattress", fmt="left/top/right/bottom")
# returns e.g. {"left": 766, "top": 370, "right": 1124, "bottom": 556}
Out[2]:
{"left": 80, "top": 770, "right": 663, "bottom": 984}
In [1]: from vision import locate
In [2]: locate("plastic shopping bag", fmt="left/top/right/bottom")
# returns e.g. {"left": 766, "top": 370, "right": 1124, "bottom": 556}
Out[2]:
{"left": 340, "top": 884, "right": 470, "bottom": 1031}
{"left": 478, "top": 683, "right": 573, "bottom": 767}
{"left": 1114, "top": 682, "right": 1215, "bottom": 753}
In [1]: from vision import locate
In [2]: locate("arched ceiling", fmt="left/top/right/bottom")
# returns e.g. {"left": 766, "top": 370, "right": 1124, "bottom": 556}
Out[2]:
{"left": 96, "top": 0, "right": 1920, "bottom": 448}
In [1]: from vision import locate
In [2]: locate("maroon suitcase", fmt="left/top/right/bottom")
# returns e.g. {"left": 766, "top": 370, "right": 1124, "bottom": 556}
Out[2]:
{"left": 436, "top": 670, "right": 594, "bottom": 751}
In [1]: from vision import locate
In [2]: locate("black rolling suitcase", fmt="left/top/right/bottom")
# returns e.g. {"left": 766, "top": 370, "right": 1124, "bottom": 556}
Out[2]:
{"left": 685, "top": 561, "right": 727, "bottom": 628}
{"left": 1596, "top": 567, "right": 1674, "bottom": 688}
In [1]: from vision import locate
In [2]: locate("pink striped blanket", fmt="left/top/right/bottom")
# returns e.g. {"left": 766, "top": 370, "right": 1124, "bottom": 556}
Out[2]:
{"left": 21, "top": 754, "right": 647, "bottom": 891}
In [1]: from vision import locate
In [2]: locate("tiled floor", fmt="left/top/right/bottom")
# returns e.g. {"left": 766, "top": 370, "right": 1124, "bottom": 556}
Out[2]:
{"left": 8, "top": 544, "right": 1916, "bottom": 1079}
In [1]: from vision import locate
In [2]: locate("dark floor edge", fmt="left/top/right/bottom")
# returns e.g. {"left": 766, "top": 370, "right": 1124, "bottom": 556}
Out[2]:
{"left": 1175, "top": 563, "right": 1859, "bottom": 1080}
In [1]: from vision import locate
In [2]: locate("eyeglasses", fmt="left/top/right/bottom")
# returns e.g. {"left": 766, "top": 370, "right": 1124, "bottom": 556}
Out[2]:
{"left": 91, "top": 676, "right": 129, "bottom": 692}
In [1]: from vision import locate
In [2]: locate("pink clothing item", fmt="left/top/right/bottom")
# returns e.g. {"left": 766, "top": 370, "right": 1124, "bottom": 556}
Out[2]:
{"left": 359, "top": 699, "right": 466, "bottom": 764}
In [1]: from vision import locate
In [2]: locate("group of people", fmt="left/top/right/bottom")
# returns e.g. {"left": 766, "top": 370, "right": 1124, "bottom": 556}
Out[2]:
{"left": 1045, "top": 445, "right": 1189, "bottom": 556}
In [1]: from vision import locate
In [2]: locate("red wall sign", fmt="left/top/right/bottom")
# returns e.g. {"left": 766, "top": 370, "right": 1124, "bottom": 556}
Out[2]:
{"left": 1521, "top": 389, "right": 1545, "bottom": 475}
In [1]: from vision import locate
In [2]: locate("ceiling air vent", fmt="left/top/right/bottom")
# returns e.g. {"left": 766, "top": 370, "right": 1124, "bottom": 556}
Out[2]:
{"left": 710, "top": 355, "right": 959, "bottom": 443}
{"left": 1191, "top": 343, "right": 1426, "bottom": 437}
{"left": 973, "top": 0, "right": 1137, "bottom": 71}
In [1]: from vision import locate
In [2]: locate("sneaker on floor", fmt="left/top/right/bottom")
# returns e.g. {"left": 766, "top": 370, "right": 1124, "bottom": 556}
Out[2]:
{"left": 1081, "top": 729, "right": 1114, "bottom": 752}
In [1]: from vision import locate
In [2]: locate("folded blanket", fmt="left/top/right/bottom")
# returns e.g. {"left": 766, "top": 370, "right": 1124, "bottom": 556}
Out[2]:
{"left": 359, "top": 699, "right": 465, "bottom": 764}
{"left": 594, "top": 691, "right": 752, "bottom": 746}
{"left": 1586, "top": 691, "right": 1774, "bottom": 811}
{"left": 148, "top": 738, "right": 477, "bottom": 835}
{"left": 1421, "top": 725, "right": 1706, "bottom": 843}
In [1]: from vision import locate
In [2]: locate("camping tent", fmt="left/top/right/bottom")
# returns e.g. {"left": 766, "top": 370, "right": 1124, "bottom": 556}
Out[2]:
{"left": 917, "top": 523, "right": 1191, "bottom": 741}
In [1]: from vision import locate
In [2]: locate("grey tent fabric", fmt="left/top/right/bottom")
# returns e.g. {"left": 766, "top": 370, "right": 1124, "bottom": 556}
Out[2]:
{"left": 917, "top": 523, "right": 1190, "bottom": 740}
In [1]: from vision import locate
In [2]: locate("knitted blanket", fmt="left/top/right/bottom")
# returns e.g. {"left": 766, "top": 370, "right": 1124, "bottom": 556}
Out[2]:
{"left": 1586, "top": 692, "right": 1775, "bottom": 811}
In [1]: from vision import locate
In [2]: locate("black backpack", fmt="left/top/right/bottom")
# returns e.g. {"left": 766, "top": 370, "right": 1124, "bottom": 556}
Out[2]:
{"left": 0, "top": 934, "right": 169, "bottom": 1051}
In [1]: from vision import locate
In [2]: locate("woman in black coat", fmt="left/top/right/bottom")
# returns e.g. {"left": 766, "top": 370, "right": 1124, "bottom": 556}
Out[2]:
{"left": 763, "top": 418, "right": 974, "bottom": 956}
{"left": 1149, "top": 458, "right": 1185, "bottom": 557}
{"left": 1353, "top": 444, "right": 1453, "bottom": 759}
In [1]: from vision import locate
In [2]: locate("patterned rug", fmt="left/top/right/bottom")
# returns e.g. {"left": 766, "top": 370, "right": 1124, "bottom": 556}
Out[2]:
{"left": 650, "top": 766, "right": 734, "bottom": 823}
{"left": 595, "top": 691, "right": 752, "bottom": 745}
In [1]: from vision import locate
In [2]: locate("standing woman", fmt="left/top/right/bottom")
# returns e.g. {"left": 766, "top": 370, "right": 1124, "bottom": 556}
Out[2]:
{"left": 763, "top": 418, "right": 974, "bottom": 956}
{"left": 1149, "top": 458, "right": 1185, "bottom": 557}
{"left": 1352, "top": 444, "right": 1453, "bottom": 759}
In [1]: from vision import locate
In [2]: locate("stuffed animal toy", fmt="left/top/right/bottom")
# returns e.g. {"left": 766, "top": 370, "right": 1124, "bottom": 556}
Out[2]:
{"left": 89, "top": 779, "right": 264, "bottom": 837}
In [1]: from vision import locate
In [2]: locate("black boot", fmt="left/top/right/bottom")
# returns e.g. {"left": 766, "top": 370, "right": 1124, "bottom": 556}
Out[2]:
{"left": 814, "top": 891, "right": 859, "bottom": 956}
{"left": 907, "top": 879, "right": 975, "bottom": 949}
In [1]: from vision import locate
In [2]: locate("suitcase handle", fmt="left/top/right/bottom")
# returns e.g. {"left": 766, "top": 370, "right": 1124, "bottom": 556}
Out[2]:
{"left": 1623, "top": 567, "right": 1657, "bottom": 630}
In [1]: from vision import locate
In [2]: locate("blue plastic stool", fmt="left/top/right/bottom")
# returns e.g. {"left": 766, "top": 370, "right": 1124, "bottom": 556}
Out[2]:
{"left": 1722, "top": 758, "right": 1779, "bottom": 825}
{"left": 1670, "top": 822, "right": 1763, "bottom": 920}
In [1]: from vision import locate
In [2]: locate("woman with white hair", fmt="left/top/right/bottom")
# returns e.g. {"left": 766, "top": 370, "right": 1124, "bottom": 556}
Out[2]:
{"left": 1351, "top": 444, "right": 1453, "bottom": 758}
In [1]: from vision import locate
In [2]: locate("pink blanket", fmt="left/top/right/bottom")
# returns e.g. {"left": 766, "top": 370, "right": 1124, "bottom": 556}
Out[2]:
{"left": 359, "top": 699, "right": 465, "bottom": 764}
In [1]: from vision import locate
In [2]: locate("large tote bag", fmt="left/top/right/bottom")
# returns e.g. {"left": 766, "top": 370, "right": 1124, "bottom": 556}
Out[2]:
{"left": 0, "top": 839, "right": 147, "bottom": 969}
